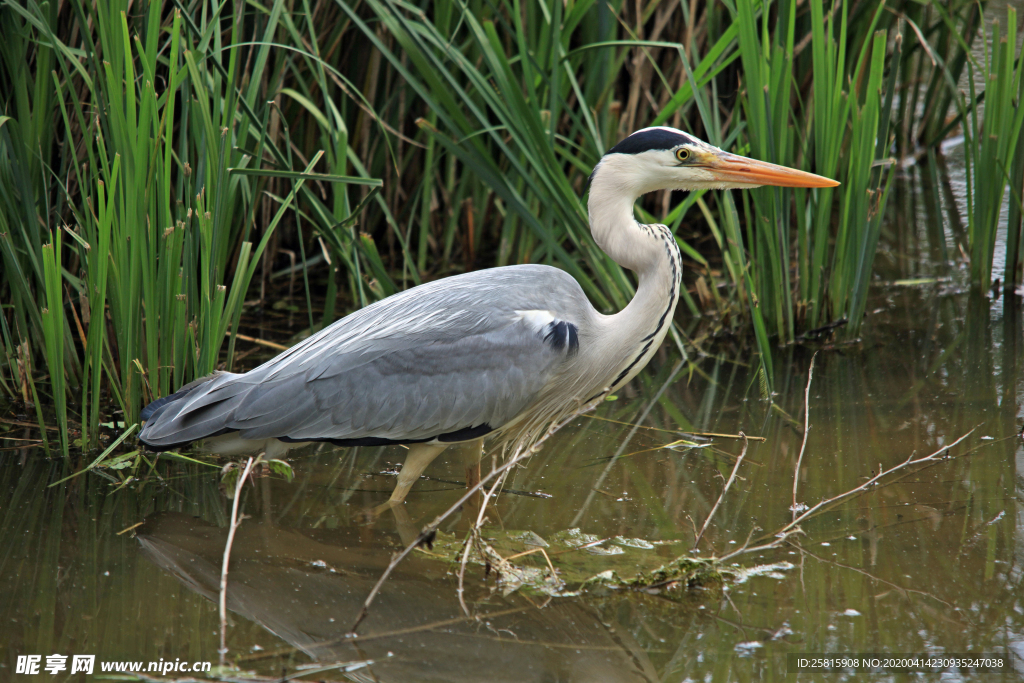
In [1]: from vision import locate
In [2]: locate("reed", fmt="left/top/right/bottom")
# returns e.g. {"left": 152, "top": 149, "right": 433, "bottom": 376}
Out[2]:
{"left": 888, "top": 1, "right": 1024, "bottom": 290}
{"left": 957, "top": 7, "right": 1024, "bottom": 290}
{"left": 1, "top": 0, "right": 377, "bottom": 449}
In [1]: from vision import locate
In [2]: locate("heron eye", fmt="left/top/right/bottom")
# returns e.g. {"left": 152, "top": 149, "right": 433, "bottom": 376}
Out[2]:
{"left": 676, "top": 148, "right": 690, "bottom": 162}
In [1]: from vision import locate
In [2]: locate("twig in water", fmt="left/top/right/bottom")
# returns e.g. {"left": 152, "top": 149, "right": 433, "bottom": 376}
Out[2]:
{"left": 693, "top": 433, "right": 749, "bottom": 549}
{"left": 456, "top": 461, "right": 515, "bottom": 615}
{"left": 779, "top": 430, "right": 975, "bottom": 537}
{"left": 678, "top": 431, "right": 766, "bottom": 442}
{"left": 220, "top": 456, "right": 257, "bottom": 666}
{"left": 456, "top": 536, "right": 562, "bottom": 617}
{"left": 456, "top": 533, "right": 475, "bottom": 616}
{"left": 702, "top": 525, "right": 766, "bottom": 568}
{"left": 583, "top": 414, "right": 767, "bottom": 441}
{"left": 715, "top": 428, "right": 977, "bottom": 565}
{"left": 459, "top": 423, "right": 574, "bottom": 615}
{"left": 715, "top": 529, "right": 802, "bottom": 565}
{"left": 685, "top": 514, "right": 699, "bottom": 541}
{"left": 349, "top": 391, "right": 609, "bottom": 634}
{"left": 792, "top": 352, "right": 817, "bottom": 519}
{"left": 504, "top": 547, "right": 559, "bottom": 577}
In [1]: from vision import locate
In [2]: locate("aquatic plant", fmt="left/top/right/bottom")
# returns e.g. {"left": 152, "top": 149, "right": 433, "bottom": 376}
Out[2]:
{"left": 958, "top": 8, "right": 1024, "bottom": 289}
{"left": 1, "top": 0, "right": 375, "bottom": 449}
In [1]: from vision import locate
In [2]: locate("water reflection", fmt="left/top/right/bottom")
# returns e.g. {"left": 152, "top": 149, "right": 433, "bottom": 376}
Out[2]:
{"left": 139, "top": 512, "right": 659, "bottom": 682}
{"left": 1, "top": 169, "right": 1023, "bottom": 680}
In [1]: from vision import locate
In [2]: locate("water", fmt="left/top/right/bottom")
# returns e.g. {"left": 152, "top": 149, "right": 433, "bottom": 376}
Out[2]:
{"left": 2, "top": 168, "right": 1023, "bottom": 681}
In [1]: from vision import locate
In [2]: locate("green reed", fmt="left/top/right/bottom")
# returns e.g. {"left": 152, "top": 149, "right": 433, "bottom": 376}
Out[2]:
{"left": 889, "top": 1, "right": 1024, "bottom": 290}
{"left": 731, "top": 0, "right": 899, "bottom": 346}
{"left": 1, "top": 0, "right": 377, "bottom": 449}
{"left": 958, "top": 7, "right": 1024, "bottom": 290}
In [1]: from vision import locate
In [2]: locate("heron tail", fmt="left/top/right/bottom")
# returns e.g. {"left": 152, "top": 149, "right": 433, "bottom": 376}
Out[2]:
{"left": 138, "top": 372, "right": 245, "bottom": 450}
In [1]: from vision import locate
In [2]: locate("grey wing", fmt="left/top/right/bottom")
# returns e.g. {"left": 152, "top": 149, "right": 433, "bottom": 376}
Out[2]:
{"left": 138, "top": 265, "right": 590, "bottom": 448}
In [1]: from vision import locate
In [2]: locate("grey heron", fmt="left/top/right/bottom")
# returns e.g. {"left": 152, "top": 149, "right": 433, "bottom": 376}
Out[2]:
{"left": 139, "top": 127, "right": 838, "bottom": 505}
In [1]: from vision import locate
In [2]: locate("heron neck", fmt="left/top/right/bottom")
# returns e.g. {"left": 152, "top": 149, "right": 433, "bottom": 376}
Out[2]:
{"left": 587, "top": 172, "right": 654, "bottom": 273}
{"left": 587, "top": 171, "right": 681, "bottom": 368}
{"left": 587, "top": 171, "right": 678, "bottom": 292}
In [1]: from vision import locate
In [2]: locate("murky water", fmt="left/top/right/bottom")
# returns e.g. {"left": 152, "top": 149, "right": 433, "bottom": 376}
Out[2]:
{"left": 2, "top": 163, "right": 1023, "bottom": 681}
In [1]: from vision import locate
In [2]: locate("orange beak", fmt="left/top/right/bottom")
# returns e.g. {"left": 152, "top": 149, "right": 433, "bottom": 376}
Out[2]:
{"left": 696, "top": 150, "right": 840, "bottom": 188}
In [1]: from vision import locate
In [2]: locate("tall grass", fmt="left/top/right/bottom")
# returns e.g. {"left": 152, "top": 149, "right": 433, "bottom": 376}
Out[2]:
{"left": 957, "top": 7, "right": 1024, "bottom": 289}
{"left": 1, "top": 0, "right": 377, "bottom": 449}
{"left": 890, "top": 1, "right": 1024, "bottom": 290}
{"left": 729, "top": 0, "right": 901, "bottom": 351}
{"left": 0, "top": 0, "right": 1017, "bottom": 444}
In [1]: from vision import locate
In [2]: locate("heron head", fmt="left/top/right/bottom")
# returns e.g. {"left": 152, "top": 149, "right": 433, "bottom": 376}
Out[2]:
{"left": 591, "top": 127, "right": 839, "bottom": 195}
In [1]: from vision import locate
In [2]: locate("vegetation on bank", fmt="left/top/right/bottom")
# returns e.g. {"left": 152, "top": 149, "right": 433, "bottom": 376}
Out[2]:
{"left": 0, "top": 0, "right": 1021, "bottom": 454}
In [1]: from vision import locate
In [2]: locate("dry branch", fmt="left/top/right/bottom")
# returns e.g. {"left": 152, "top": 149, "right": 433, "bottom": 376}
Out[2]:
{"left": 780, "top": 429, "right": 975, "bottom": 536}
{"left": 792, "top": 352, "right": 817, "bottom": 518}
{"left": 220, "top": 456, "right": 257, "bottom": 665}
{"left": 693, "top": 433, "right": 749, "bottom": 549}
{"left": 715, "top": 428, "right": 977, "bottom": 565}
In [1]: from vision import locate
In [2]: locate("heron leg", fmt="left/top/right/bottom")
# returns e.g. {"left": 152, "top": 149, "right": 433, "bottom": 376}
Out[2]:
{"left": 386, "top": 442, "right": 448, "bottom": 506}
{"left": 459, "top": 438, "right": 485, "bottom": 528}
{"left": 387, "top": 504, "right": 422, "bottom": 547}
{"left": 462, "top": 438, "right": 484, "bottom": 491}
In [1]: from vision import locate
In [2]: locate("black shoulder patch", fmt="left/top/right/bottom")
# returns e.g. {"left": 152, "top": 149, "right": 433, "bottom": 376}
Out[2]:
{"left": 606, "top": 128, "right": 694, "bottom": 156}
{"left": 437, "top": 423, "right": 494, "bottom": 443}
{"left": 544, "top": 320, "right": 580, "bottom": 357}
{"left": 145, "top": 423, "right": 497, "bottom": 451}
{"left": 277, "top": 423, "right": 495, "bottom": 447}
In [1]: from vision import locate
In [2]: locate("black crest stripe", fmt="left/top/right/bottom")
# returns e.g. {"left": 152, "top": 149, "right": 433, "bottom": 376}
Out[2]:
{"left": 606, "top": 129, "right": 695, "bottom": 155}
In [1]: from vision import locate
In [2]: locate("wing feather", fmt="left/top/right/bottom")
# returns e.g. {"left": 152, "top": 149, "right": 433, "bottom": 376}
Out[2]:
{"left": 139, "top": 265, "right": 593, "bottom": 449}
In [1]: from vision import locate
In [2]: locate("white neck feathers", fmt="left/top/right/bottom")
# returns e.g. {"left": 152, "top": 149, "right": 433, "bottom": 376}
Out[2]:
{"left": 587, "top": 155, "right": 664, "bottom": 274}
